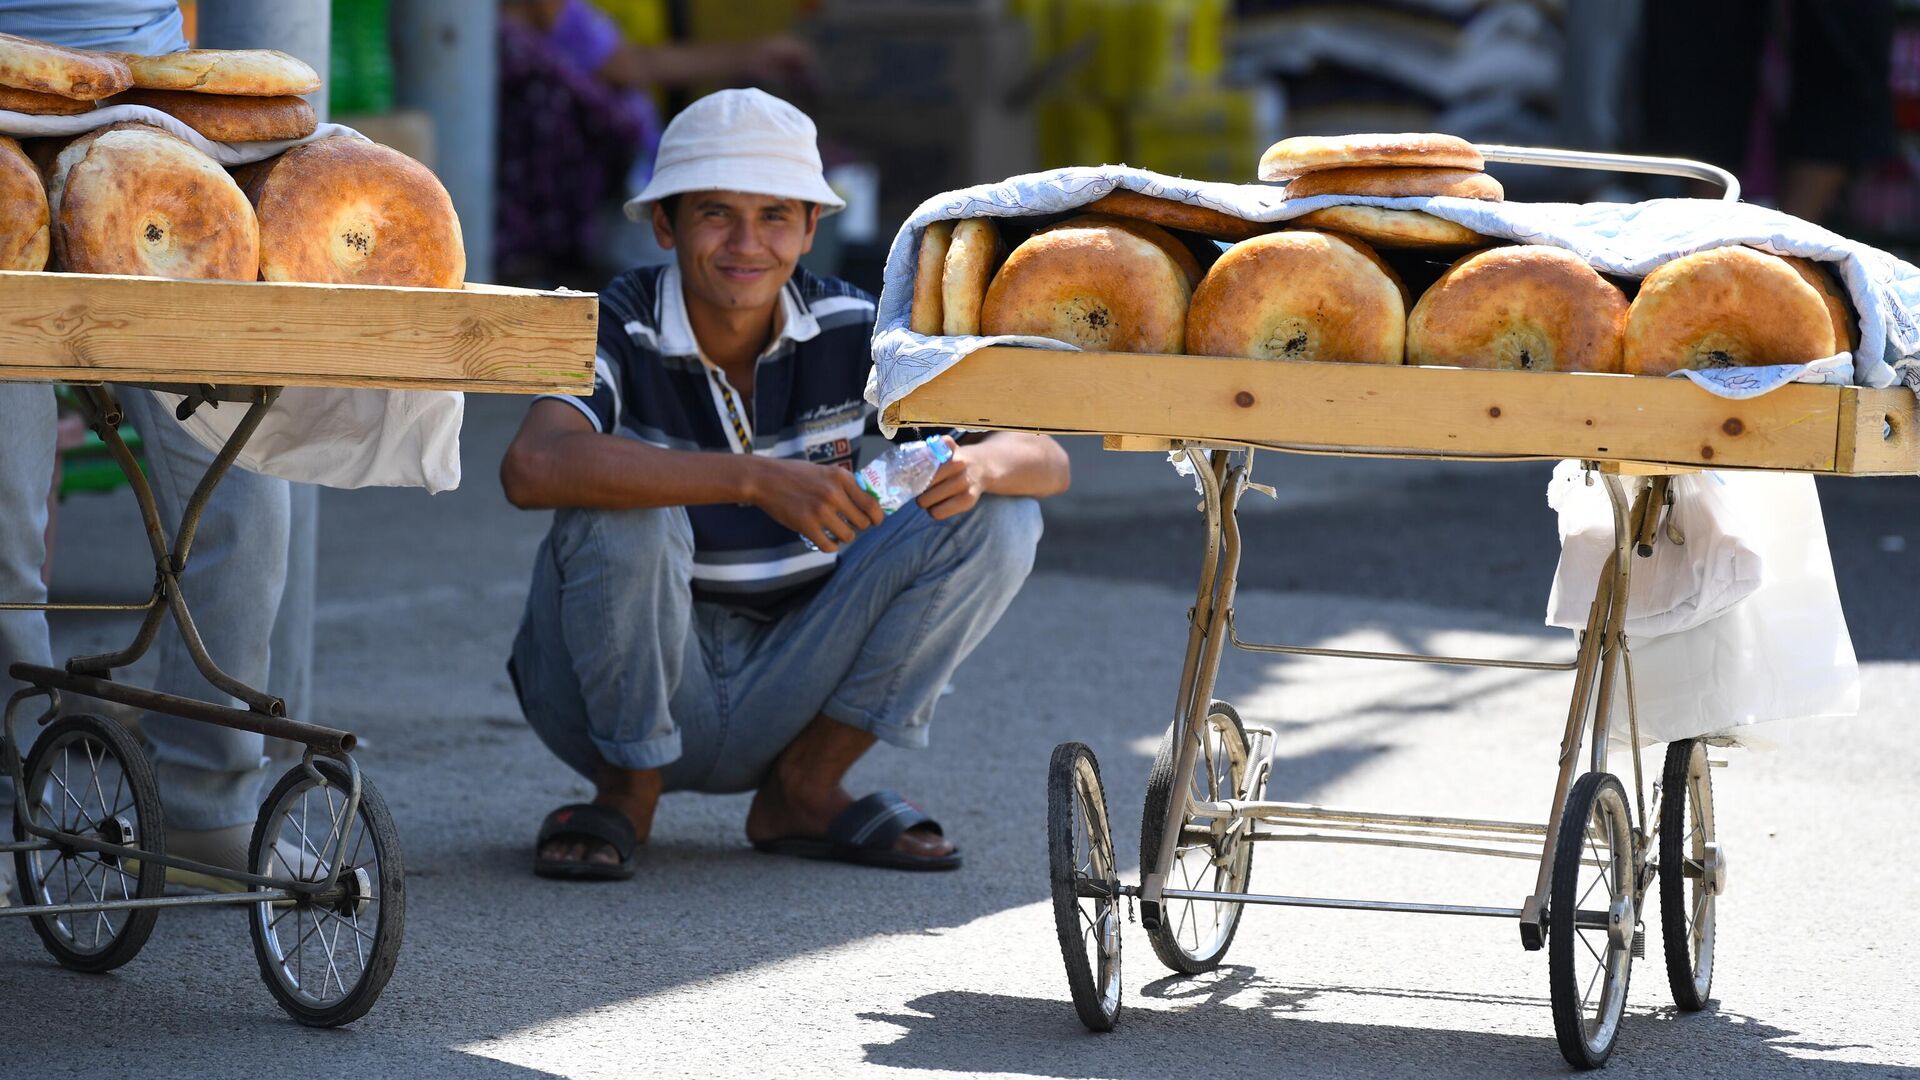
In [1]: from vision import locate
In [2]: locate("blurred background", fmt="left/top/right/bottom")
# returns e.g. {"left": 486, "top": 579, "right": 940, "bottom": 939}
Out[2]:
{"left": 173, "top": 0, "right": 1917, "bottom": 296}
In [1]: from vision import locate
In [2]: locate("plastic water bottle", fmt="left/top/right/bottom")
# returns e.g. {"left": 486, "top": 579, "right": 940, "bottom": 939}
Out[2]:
{"left": 801, "top": 436, "right": 954, "bottom": 550}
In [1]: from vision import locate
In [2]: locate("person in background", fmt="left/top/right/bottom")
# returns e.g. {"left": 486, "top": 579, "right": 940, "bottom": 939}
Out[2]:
{"left": 0, "top": 1, "right": 316, "bottom": 899}
{"left": 495, "top": 0, "right": 813, "bottom": 282}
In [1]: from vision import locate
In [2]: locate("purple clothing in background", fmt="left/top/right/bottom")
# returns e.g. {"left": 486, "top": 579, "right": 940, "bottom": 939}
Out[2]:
{"left": 549, "top": 0, "right": 664, "bottom": 180}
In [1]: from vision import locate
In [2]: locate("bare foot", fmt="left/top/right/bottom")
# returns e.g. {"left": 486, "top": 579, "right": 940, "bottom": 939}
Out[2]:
{"left": 538, "top": 765, "right": 662, "bottom": 869}
{"left": 744, "top": 720, "right": 953, "bottom": 860}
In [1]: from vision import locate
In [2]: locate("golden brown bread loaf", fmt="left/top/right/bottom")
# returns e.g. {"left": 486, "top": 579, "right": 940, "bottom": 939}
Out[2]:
{"left": 0, "top": 32, "right": 131, "bottom": 99}
{"left": 116, "top": 49, "right": 321, "bottom": 96}
{"left": 1186, "top": 230, "right": 1406, "bottom": 364}
{"left": 109, "top": 88, "right": 317, "bottom": 142}
{"left": 0, "top": 135, "right": 48, "bottom": 270}
{"left": 1782, "top": 256, "right": 1858, "bottom": 352}
{"left": 910, "top": 220, "right": 952, "bottom": 335}
{"left": 1084, "top": 189, "right": 1269, "bottom": 241}
{"left": 1292, "top": 205, "right": 1484, "bottom": 249}
{"left": 1039, "top": 213, "right": 1204, "bottom": 288}
{"left": 1407, "top": 246, "right": 1628, "bottom": 373}
{"left": 1283, "top": 166, "right": 1503, "bottom": 201}
{"left": 980, "top": 221, "right": 1189, "bottom": 353}
{"left": 1623, "top": 247, "right": 1837, "bottom": 375}
{"left": 50, "top": 123, "right": 257, "bottom": 278}
{"left": 1258, "top": 132, "right": 1483, "bottom": 181}
{"left": 942, "top": 218, "right": 1002, "bottom": 336}
{"left": 0, "top": 85, "right": 95, "bottom": 115}
{"left": 241, "top": 136, "right": 466, "bottom": 287}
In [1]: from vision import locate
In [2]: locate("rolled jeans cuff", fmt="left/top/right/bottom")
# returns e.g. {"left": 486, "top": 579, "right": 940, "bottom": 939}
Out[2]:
{"left": 590, "top": 729, "right": 683, "bottom": 772}
{"left": 821, "top": 699, "right": 931, "bottom": 751}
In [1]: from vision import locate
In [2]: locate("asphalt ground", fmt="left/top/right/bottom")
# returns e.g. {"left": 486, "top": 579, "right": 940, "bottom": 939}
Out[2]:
{"left": 2, "top": 393, "right": 1914, "bottom": 1079}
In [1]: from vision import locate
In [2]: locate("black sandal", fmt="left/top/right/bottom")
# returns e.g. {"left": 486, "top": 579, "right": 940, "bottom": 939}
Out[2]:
{"left": 534, "top": 803, "right": 639, "bottom": 881}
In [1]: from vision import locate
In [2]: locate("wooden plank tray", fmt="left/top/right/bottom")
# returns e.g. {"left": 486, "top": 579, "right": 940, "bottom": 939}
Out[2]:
{"left": 887, "top": 346, "right": 1918, "bottom": 476}
{"left": 0, "top": 271, "right": 597, "bottom": 394}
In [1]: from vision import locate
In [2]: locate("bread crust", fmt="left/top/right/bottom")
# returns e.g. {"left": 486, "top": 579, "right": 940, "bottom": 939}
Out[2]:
{"left": 1084, "top": 189, "right": 1270, "bottom": 241}
{"left": 1293, "top": 205, "right": 1483, "bottom": 249}
{"left": 0, "top": 32, "right": 131, "bottom": 99}
{"left": 910, "top": 220, "right": 952, "bottom": 335}
{"left": 1782, "top": 256, "right": 1858, "bottom": 352}
{"left": 55, "top": 124, "right": 258, "bottom": 279}
{"left": 0, "top": 134, "right": 48, "bottom": 270}
{"left": 942, "top": 218, "right": 1002, "bottom": 336}
{"left": 1407, "top": 246, "right": 1627, "bottom": 373}
{"left": 0, "top": 85, "right": 96, "bottom": 115}
{"left": 1624, "top": 247, "right": 1838, "bottom": 375}
{"left": 117, "top": 49, "right": 321, "bottom": 96}
{"left": 1040, "top": 213, "right": 1204, "bottom": 288}
{"left": 980, "top": 223, "right": 1189, "bottom": 353}
{"left": 1259, "top": 132, "right": 1483, "bottom": 181}
{"left": 244, "top": 136, "right": 466, "bottom": 288}
{"left": 109, "top": 88, "right": 317, "bottom": 142}
{"left": 1187, "top": 230, "right": 1405, "bottom": 364}
{"left": 1283, "top": 166, "right": 1502, "bottom": 201}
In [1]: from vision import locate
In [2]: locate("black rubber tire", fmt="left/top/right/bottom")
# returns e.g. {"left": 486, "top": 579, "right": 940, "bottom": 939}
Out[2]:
{"left": 1549, "top": 771, "right": 1635, "bottom": 1070}
{"left": 1660, "top": 739, "right": 1715, "bottom": 1012}
{"left": 248, "top": 758, "right": 406, "bottom": 1027}
{"left": 13, "top": 714, "right": 165, "bottom": 973}
{"left": 1047, "top": 741, "right": 1121, "bottom": 1032}
{"left": 1140, "top": 701, "right": 1252, "bottom": 975}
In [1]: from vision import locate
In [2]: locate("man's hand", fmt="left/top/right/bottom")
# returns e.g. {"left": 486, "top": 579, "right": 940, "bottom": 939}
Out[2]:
{"left": 748, "top": 457, "right": 884, "bottom": 552}
{"left": 916, "top": 447, "right": 996, "bottom": 521}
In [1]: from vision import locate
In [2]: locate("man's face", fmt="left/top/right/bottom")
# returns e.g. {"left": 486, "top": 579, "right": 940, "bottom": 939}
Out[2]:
{"left": 652, "top": 191, "right": 818, "bottom": 315}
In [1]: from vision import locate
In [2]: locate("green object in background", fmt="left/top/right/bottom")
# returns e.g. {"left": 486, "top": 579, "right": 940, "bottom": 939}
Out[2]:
{"left": 59, "top": 427, "right": 144, "bottom": 499}
{"left": 331, "top": 0, "right": 395, "bottom": 116}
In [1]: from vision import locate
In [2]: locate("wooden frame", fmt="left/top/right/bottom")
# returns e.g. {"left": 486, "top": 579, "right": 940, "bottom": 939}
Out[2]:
{"left": 0, "top": 271, "right": 597, "bottom": 394}
{"left": 888, "top": 346, "right": 1919, "bottom": 476}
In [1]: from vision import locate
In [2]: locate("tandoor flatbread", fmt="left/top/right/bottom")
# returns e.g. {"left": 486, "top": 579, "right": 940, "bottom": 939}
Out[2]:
{"left": 242, "top": 136, "right": 466, "bottom": 287}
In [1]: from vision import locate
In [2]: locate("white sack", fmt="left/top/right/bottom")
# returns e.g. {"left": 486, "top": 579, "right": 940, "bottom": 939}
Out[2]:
{"left": 155, "top": 388, "right": 464, "bottom": 494}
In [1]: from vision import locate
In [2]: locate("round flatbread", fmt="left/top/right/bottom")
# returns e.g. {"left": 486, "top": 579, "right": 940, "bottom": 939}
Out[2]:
{"left": 1623, "top": 247, "right": 1837, "bottom": 376}
{"left": 1040, "top": 213, "right": 1204, "bottom": 288}
{"left": 1293, "top": 205, "right": 1483, "bottom": 250}
{"left": 942, "top": 217, "right": 1002, "bottom": 336}
{"left": 53, "top": 124, "right": 258, "bottom": 278}
{"left": 1187, "top": 230, "right": 1405, "bottom": 364}
{"left": 1407, "top": 246, "right": 1628, "bottom": 373}
{"left": 981, "top": 222, "right": 1190, "bottom": 353}
{"left": 1258, "top": 132, "right": 1483, "bottom": 181}
{"left": 108, "top": 89, "right": 317, "bottom": 143}
{"left": 0, "top": 135, "right": 48, "bottom": 270}
{"left": 1084, "top": 189, "right": 1269, "bottom": 241}
{"left": 910, "top": 220, "right": 952, "bottom": 335}
{"left": 0, "top": 85, "right": 96, "bottom": 115}
{"left": 1283, "top": 166, "right": 1503, "bottom": 201}
{"left": 116, "top": 49, "right": 321, "bottom": 97}
{"left": 242, "top": 136, "right": 466, "bottom": 287}
{"left": 1782, "top": 256, "right": 1858, "bottom": 352}
{"left": 0, "top": 32, "right": 131, "bottom": 99}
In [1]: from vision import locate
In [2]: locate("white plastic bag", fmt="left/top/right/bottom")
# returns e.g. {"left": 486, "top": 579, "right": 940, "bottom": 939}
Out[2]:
{"left": 155, "top": 387, "right": 464, "bottom": 494}
{"left": 1546, "top": 462, "right": 1764, "bottom": 638}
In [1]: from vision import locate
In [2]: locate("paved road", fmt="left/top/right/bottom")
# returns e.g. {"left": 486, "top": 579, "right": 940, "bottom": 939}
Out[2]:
{"left": 3, "top": 394, "right": 1914, "bottom": 1078}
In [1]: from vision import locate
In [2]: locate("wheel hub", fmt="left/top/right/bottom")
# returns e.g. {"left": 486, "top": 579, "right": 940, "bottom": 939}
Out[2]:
{"left": 1607, "top": 895, "right": 1635, "bottom": 951}
{"left": 1700, "top": 842, "right": 1726, "bottom": 896}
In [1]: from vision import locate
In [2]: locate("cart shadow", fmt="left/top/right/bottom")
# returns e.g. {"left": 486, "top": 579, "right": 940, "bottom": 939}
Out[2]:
{"left": 858, "top": 969, "right": 1918, "bottom": 1080}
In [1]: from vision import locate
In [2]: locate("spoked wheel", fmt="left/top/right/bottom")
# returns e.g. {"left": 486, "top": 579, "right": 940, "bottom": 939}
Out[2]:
{"left": 1660, "top": 739, "right": 1719, "bottom": 1011}
{"left": 13, "top": 714, "right": 165, "bottom": 973}
{"left": 1549, "top": 772, "right": 1636, "bottom": 1069}
{"left": 248, "top": 757, "right": 405, "bottom": 1027}
{"left": 1140, "top": 701, "right": 1253, "bottom": 974}
{"left": 1047, "top": 741, "right": 1122, "bottom": 1032}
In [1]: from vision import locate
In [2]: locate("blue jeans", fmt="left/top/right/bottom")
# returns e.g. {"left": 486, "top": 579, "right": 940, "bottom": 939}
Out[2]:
{"left": 509, "top": 497, "right": 1042, "bottom": 794}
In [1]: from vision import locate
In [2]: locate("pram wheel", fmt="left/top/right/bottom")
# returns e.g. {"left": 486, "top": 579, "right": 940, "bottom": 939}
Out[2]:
{"left": 1659, "top": 739, "right": 1718, "bottom": 1012}
{"left": 13, "top": 714, "right": 166, "bottom": 973}
{"left": 1047, "top": 741, "right": 1122, "bottom": 1031}
{"left": 1549, "top": 772, "right": 1636, "bottom": 1069}
{"left": 248, "top": 757, "right": 405, "bottom": 1027}
{"left": 1140, "top": 701, "right": 1253, "bottom": 974}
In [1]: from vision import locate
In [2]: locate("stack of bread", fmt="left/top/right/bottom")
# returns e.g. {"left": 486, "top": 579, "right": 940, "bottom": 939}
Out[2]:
{"left": 0, "top": 31, "right": 464, "bottom": 289}
{"left": 909, "top": 129, "right": 1857, "bottom": 377}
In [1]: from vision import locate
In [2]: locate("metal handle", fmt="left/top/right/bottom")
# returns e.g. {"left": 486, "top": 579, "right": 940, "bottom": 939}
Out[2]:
{"left": 1476, "top": 144, "right": 1740, "bottom": 202}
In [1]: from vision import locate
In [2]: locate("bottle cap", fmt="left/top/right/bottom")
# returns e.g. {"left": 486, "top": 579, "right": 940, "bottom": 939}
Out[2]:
{"left": 928, "top": 435, "right": 955, "bottom": 464}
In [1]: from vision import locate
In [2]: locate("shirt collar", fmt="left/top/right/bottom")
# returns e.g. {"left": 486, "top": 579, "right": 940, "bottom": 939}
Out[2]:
{"left": 657, "top": 263, "right": 822, "bottom": 363}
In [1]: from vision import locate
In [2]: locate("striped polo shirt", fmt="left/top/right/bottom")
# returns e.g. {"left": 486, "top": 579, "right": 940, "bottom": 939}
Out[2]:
{"left": 539, "top": 262, "right": 878, "bottom": 611}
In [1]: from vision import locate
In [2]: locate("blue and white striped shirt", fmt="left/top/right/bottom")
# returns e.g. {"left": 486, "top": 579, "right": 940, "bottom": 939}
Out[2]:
{"left": 538, "top": 263, "right": 879, "bottom": 611}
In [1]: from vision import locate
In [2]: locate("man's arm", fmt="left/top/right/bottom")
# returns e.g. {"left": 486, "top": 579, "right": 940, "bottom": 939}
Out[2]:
{"left": 500, "top": 400, "right": 883, "bottom": 551}
{"left": 916, "top": 432, "right": 1071, "bottom": 521}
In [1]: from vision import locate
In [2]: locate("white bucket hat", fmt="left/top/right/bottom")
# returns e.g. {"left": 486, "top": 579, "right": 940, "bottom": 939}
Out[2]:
{"left": 625, "top": 88, "right": 845, "bottom": 222}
